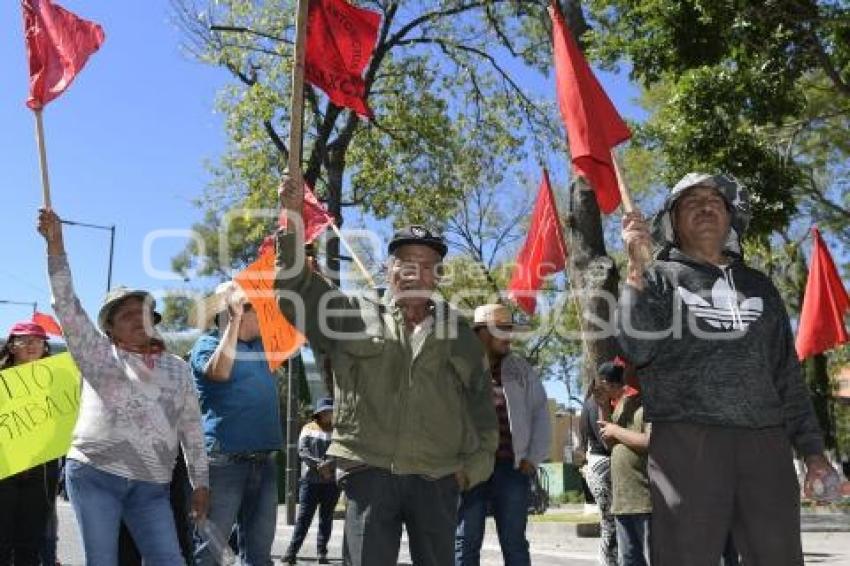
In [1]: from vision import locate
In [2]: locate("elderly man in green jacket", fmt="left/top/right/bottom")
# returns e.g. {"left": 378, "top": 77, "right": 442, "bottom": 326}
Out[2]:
{"left": 275, "top": 178, "right": 498, "bottom": 566}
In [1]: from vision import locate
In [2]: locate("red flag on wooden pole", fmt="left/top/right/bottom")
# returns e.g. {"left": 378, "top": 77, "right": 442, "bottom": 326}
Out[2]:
{"left": 23, "top": 0, "right": 104, "bottom": 208}
{"left": 507, "top": 170, "right": 568, "bottom": 315}
{"left": 549, "top": 2, "right": 631, "bottom": 214}
{"left": 23, "top": 0, "right": 105, "bottom": 110}
{"left": 796, "top": 227, "right": 850, "bottom": 360}
{"left": 275, "top": 182, "right": 334, "bottom": 245}
{"left": 305, "top": 0, "right": 381, "bottom": 119}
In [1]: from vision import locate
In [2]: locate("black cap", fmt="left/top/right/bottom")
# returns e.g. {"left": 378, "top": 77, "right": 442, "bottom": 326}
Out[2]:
{"left": 388, "top": 225, "right": 448, "bottom": 258}
{"left": 597, "top": 361, "right": 624, "bottom": 383}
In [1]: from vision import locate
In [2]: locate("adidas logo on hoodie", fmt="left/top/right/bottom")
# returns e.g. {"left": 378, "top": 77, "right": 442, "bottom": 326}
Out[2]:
{"left": 677, "top": 271, "right": 764, "bottom": 331}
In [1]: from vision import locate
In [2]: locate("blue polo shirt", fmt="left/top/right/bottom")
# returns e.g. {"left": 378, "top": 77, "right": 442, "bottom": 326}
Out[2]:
{"left": 189, "top": 331, "right": 283, "bottom": 453}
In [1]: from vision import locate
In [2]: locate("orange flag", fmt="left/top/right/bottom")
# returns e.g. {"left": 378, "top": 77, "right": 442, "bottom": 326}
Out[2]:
{"left": 234, "top": 249, "right": 305, "bottom": 371}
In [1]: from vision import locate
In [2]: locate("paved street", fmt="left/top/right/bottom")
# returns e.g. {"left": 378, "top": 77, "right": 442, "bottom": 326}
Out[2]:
{"left": 54, "top": 501, "right": 850, "bottom": 565}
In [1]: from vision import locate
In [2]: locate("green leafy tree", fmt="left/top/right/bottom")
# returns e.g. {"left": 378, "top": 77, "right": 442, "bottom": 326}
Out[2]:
{"left": 585, "top": 0, "right": 850, "bottom": 238}
{"left": 158, "top": 292, "right": 196, "bottom": 331}
{"left": 578, "top": 0, "right": 849, "bottom": 448}
{"left": 169, "top": 0, "right": 581, "bottom": 281}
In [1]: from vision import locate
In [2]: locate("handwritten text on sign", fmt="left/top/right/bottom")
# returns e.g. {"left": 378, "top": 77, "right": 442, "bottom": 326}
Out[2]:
{"left": 0, "top": 353, "right": 81, "bottom": 479}
{"left": 235, "top": 249, "right": 305, "bottom": 371}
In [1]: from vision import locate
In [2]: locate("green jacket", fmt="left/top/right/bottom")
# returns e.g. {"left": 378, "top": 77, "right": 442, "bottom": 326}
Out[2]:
{"left": 274, "top": 231, "right": 498, "bottom": 487}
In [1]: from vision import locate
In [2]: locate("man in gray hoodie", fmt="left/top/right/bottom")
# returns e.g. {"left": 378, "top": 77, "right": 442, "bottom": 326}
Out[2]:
{"left": 618, "top": 173, "right": 840, "bottom": 566}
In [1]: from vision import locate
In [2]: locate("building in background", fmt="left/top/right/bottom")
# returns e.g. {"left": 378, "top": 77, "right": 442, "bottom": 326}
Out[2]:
{"left": 548, "top": 399, "right": 580, "bottom": 463}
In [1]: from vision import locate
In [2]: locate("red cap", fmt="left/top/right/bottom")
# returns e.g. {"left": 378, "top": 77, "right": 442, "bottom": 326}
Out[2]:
{"left": 7, "top": 321, "right": 48, "bottom": 339}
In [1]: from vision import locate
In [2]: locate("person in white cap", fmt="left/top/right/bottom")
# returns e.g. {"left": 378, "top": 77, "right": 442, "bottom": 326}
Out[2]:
{"left": 455, "top": 303, "right": 551, "bottom": 566}
{"left": 188, "top": 281, "right": 283, "bottom": 566}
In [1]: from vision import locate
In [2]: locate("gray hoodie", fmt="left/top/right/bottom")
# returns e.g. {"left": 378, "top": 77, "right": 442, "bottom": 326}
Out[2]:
{"left": 617, "top": 173, "right": 824, "bottom": 457}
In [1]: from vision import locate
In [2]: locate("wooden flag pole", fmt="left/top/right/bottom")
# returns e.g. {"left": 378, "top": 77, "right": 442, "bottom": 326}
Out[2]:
{"left": 34, "top": 110, "right": 52, "bottom": 208}
{"left": 330, "top": 223, "right": 377, "bottom": 289}
{"left": 284, "top": 0, "right": 310, "bottom": 530}
{"left": 610, "top": 149, "right": 636, "bottom": 213}
{"left": 287, "top": 0, "right": 310, "bottom": 213}
{"left": 611, "top": 149, "right": 652, "bottom": 264}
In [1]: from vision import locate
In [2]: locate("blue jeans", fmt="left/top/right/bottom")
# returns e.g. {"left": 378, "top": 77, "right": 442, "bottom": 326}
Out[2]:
{"left": 455, "top": 460, "right": 531, "bottom": 566}
{"left": 615, "top": 513, "right": 651, "bottom": 566}
{"left": 64, "top": 459, "right": 183, "bottom": 566}
{"left": 194, "top": 452, "right": 278, "bottom": 566}
{"left": 285, "top": 480, "right": 341, "bottom": 558}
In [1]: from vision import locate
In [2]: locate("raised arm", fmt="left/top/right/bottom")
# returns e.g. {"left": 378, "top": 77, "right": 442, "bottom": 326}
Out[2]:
{"left": 38, "top": 208, "right": 111, "bottom": 376}
{"left": 200, "top": 285, "right": 247, "bottom": 382}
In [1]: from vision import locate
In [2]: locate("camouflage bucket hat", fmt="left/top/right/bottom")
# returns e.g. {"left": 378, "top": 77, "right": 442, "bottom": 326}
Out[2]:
{"left": 651, "top": 172, "right": 751, "bottom": 257}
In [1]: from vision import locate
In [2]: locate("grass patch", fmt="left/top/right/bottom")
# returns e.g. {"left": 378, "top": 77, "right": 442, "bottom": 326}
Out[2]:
{"left": 529, "top": 512, "right": 600, "bottom": 523}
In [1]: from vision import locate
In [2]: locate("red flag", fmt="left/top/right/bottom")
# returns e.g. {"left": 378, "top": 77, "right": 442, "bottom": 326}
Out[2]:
{"left": 23, "top": 0, "right": 105, "bottom": 110}
{"left": 305, "top": 0, "right": 380, "bottom": 119}
{"left": 32, "top": 311, "right": 62, "bottom": 336}
{"left": 276, "top": 182, "right": 335, "bottom": 245}
{"left": 796, "top": 227, "right": 850, "bottom": 360}
{"left": 549, "top": 3, "right": 630, "bottom": 214}
{"left": 507, "top": 170, "right": 568, "bottom": 315}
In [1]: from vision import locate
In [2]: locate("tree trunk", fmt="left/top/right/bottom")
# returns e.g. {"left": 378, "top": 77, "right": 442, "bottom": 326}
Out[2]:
{"left": 325, "top": 148, "right": 345, "bottom": 287}
{"left": 806, "top": 356, "right": 836, "bottom": 450}
{"left": 560, "top": 0, "right": 590, "bottom": 46}
{"left": 566, "top": 177, "right": 621, "bottom": 390}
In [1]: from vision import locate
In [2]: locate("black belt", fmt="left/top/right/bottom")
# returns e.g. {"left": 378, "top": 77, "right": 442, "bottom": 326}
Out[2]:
{"left": 227, "top": 450, "right": 276, "bottom": 463}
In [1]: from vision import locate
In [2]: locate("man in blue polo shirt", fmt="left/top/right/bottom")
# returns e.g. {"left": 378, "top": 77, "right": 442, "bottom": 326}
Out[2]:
{"left": 189, "top": 281, "right": 283, "bottom": 566}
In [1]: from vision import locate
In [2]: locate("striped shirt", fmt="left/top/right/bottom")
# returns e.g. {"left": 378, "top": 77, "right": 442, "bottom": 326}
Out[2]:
{"left": 48, "top": 254, "right": 208, "bottom": 488}
{"left": 491, "top": 361, "right": 515, "bottom": 462}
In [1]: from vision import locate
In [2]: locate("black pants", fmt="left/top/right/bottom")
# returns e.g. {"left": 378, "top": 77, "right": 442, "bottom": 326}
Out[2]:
{"left": 649, "top": 422, "right": 802, "bottom": 566}
{"left": 340, "top": 467, "right": 460, "bottom": 566}
{"left": 722, "top": 534, "right": 740, "bottom": 566}
{"left": 285, "top": 480, "right": 341, "bottom": 557}
{"left": 0, "top": 461, "right": 59, "bottom": 566}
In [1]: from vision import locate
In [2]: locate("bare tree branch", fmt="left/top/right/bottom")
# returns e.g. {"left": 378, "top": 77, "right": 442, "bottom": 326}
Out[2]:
{"left": 809, "top": 35, "right": 850, "bottom": 99}
{"left": 209, "top": 24, "right": 292, "bottom": 44}
{"left": 396, "top": 36, "right": 550, "bottom": 126}
{"left": 484, "top": 4, "right": 520, "bottom": 58}
{"left": 263, "top": 120, "right": 289, "bottom": 160}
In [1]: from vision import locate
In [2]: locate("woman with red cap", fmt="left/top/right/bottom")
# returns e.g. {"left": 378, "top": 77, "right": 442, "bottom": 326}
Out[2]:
{"left": 0, "top": 321, "right": 60, "bottom": 565}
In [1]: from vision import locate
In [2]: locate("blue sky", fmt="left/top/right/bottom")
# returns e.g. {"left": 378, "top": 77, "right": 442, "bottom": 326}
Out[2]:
{"left": 1, "top": 1, "right": 645, "bottom": 404}
{"left": 2, "top": 1, "right": 227, "bottom": 333}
